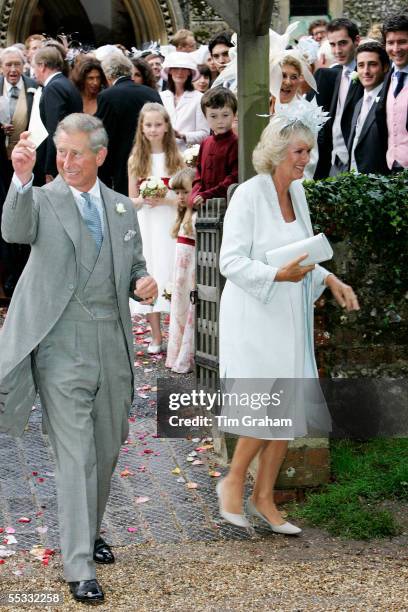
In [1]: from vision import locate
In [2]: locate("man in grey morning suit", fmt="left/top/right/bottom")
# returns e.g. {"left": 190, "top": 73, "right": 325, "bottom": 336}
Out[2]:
{"left": 0, "top": 114, "right": 158, "bottom": 603}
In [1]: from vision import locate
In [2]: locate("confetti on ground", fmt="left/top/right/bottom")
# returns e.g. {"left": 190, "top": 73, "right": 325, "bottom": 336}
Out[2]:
{"left": 135, "top": 496, "right": 150, "bottom": 504}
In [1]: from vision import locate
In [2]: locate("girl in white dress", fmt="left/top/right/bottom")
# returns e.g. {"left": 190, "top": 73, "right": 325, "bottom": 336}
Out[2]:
{"left": 128, "top": 103, "right": 184, "bottom": 353}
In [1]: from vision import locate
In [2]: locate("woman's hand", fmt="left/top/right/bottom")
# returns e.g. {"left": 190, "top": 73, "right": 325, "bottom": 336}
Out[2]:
{"left": 275, "top": 253, "right": 315, "bottom": 283}
{"left": 325, "top": 274, "right": 360, "bottom": 311}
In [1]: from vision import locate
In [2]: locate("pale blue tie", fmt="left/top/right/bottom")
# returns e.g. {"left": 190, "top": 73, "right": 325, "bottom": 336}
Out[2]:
{"left": 80, "top": 192, "right": 103, "bottom": 250}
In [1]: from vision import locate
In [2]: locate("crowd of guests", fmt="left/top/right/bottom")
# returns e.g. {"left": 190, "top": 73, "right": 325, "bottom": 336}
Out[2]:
{"left": 0, "top": 13, "right": 407, "bottom": 373}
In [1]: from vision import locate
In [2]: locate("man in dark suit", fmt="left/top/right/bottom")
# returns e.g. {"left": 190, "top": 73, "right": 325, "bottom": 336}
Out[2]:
{"left": 0, "top": 46, "right": 37, "bottom": 298}
{"left": 348, "top": 42, "right": 390, "bottom": 175}
{"left": 32, "top": 46, "right": 83, "bottom": 184}
{"left": 309, "top": 18, "right": 363, "bottom": 179}
{"left": 376, "top": 13, "right": 408, "bottom": 173}
{"left": 96, "top": 53, "right": 162, "bottom": 196}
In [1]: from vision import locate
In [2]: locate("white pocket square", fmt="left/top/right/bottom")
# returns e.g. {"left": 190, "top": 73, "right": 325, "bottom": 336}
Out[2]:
{"left": 124, "top": 230, "right": 137, "bottom": 242}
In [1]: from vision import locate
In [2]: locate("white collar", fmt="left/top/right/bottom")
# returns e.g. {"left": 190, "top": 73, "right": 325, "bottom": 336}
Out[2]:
{"left": 44, "top": 71, "right": 62, "bottom": 87}
{"left": 69, "top": 179, "right": 101, "bottom": 200}
{"left": 392, "top": 64, "right": 408, "bottom": 76}
{"left": 4, "top": 77, "right": 23, "bottom": 92}
{"left": 342, "top": 60, "right": 356, "bottom": 75}
{"left": 363, "top": 82, "right": 383, "bottom": 101}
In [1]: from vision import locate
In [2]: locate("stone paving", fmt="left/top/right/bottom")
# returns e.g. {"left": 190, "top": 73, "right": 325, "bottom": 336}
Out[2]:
{"left": 0, "top": 313, "right": 257, "bottom": 554}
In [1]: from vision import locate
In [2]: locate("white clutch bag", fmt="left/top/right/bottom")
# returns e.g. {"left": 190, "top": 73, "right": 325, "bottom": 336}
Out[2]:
{"left": 265, "top": 233, "right": 333, "bottom": 268}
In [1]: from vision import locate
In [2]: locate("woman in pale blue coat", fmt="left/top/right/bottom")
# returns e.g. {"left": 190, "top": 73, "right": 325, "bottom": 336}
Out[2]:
{"left": 216, "top": 114, "right": 359, "bottom": 534}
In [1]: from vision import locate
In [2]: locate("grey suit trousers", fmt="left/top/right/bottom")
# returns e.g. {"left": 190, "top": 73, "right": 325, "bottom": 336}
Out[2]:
{"left": 33, "top": 308, "right": 131, "bottom": 581}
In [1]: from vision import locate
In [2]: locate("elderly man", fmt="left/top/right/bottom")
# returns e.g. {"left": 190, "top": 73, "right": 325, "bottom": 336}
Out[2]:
{"left": 0, "top": 46, "right": 37, "bottom": 298}
{"left": 96, "top": 53, "right": 161, "bottom": 195}
{"left": 0, "top": 114, "right": 157, "bottom": 603}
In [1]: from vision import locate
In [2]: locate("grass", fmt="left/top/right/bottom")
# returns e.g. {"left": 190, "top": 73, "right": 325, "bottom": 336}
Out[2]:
{"left": 292, "top": 438, "right": 408, "bottom": 539}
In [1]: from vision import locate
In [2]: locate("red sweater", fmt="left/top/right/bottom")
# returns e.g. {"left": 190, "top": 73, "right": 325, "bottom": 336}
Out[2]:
{"left": 189, "top": 130, "right": 238, "bottom": 206}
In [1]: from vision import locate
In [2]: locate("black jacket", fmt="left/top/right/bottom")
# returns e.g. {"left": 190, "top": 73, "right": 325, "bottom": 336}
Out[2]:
{"left": 312, "top": 66, "right": 364, "bottom": 179}
{"left": 347, "top": 91, "right": 390, "bottom": 175}
{"left": 95, "top": 77, "right": 162, "bottom": 196}
{"left": 36, "top": 73, "right": 83, "bottom": 180}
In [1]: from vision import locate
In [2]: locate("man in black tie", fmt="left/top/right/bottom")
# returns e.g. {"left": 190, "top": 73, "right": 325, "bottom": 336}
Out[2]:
{"left": 347, "top": 42, "right": 390, "bottom": 175}
{"left": 310, "top": 18, "right": 363, "bottom": 179}
{"left": 376, "top": 13, "right": 408, "bottom": 173}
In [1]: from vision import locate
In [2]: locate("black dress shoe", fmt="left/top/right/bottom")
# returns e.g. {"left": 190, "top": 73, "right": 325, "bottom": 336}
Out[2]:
{"left": 69, "top": 579, "right": 104, "bottom": 603}
{"left": 93, "top": 537, "right": 115, "bottom": 564}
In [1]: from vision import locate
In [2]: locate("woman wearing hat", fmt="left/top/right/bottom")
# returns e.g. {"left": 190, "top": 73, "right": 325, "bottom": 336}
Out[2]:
{"left": 161, "top": 52, "right": 210, "bottom": 151}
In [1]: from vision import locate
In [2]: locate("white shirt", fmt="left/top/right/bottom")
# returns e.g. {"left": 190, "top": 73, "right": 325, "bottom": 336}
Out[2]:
{"left": 391, "top": 64, "right": 408, "bottom": 93}
{"left": 43, "top": 71, "right": 62, "bottom": 87}
{"left": 69, "top": 180, "right": 105, "bottom": 233}
{"left": 332, "top": 61, "right": 355, "bottom": 165}
{"left": 4, "top": 77, "right": 23, "bottom": 93}
{"left": 350, "top": 82, "right": 383, "bottom": 172}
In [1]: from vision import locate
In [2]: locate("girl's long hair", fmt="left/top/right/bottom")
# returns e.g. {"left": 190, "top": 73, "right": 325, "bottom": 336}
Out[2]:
{"left": 169, "top": 167, "right": 196, "bottom": 238}
{"left": 128, "top": 102, "right": 184, "bottom": 179}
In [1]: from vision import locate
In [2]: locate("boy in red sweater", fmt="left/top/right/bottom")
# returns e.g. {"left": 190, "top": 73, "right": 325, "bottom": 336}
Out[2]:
{"left": 189, "top": 87, "right": 238, "bottom": 207}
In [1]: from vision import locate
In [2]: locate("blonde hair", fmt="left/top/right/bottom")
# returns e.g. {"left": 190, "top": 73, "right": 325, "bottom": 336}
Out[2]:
{"left": 280, "top": 55, "right": 302, "bottom": 76}
{"left": 252, "top": 118, "right": 314, "bottom": 175}
{"left": 128, "top": 103, "right": 184, "bottom": 179}
{"left": 169, "top": 167, "right": 196, "bottom": 238}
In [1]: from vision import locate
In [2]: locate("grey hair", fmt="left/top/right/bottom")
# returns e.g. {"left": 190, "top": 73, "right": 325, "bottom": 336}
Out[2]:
{"left": 252, "top": 118, "right": 314, "bottom": 175}
{"left": 0, "top": 46, "right": 25, "bottom": 65}
{"left": 101, "top": 53, "right": 133, "bottom": 80}
{"left": 54, "top": 113, "right": 108, "bottom": 152}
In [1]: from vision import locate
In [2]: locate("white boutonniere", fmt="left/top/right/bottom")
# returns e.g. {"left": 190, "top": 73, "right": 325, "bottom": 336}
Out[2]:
{"left": 375, "top": 96, "right": 380, "bottom": 103}
{"left": 350, "top": 71, "right": 359, "bottom": 84}
{"left": 116, "top": 202, "right": 127, "bottom": 214}
{"left": 27, "top": 87, "right": 37, "bottom": 95}
{"left": 124, "top": 230, "right": 137, "bottom": 242}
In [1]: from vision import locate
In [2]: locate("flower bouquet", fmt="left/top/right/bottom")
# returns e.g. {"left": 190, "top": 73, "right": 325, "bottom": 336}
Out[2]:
{"left": 183, "top": 144, "right": 200, "bottom": 168}
{"left": 139, "top": 176, "right": 168, "bottom": 199}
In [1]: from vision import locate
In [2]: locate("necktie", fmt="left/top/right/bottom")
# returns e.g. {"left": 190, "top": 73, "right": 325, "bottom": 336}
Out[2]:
{"left": 8, "top": 86, "right": 19, "bottom": 117}
{"left": 80, "top": 192, "right": 103, "bottom": 250}
{"left": 359, "top": 94, "right": 372, "bottom": 128}
{"left": 338, "top": 68, "right": 351, "bottom": 110}
{"left": 394, "top": 71, "right": 406, "bottom": 97}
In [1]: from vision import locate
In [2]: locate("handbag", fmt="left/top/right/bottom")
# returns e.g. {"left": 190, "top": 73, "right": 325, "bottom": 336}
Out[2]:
{"left": 265, "top": 233, "right": 333, "bottom": 268}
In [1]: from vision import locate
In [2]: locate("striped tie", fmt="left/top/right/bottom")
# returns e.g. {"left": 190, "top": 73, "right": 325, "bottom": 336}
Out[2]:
{"left": 80, "top": 192, "right": 103, "bottom": 250}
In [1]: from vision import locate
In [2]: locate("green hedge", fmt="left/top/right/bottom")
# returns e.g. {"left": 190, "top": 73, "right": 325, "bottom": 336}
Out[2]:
{"left": 304, "top": 170, "right": 408, "bottom": 297}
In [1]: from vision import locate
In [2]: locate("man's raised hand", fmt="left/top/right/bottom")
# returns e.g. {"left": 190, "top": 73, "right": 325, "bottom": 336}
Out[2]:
{"left": 11, "top": 131, "right": 36, "bottom": 186}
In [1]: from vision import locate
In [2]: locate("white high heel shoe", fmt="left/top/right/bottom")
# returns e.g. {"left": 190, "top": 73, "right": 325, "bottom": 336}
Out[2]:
{"left": 216, "top": 479, "right": 251, "bottom": 528}
{"left": 246, "top": 498, "right": 302, "bottom": 535}
{"left": 147, "top": 342, "right": 162, "bottom": 354}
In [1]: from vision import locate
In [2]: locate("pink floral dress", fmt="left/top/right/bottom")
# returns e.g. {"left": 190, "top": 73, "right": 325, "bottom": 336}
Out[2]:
{"left": 165, "top": 213, "right": 196, "bottom": 373}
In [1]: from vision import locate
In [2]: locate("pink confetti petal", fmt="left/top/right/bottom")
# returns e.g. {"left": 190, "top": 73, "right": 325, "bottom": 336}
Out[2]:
{"left": 135, "top": 496, "right": 150, "bottom": 504}
{"left": 5, "top": 527, "right": 15, "bottom": 534}
{"left": 18, "top": 517, "right": 31, "bottom": 523}
{"left": 127, "top": 527, "right": 138, "bottom": 533}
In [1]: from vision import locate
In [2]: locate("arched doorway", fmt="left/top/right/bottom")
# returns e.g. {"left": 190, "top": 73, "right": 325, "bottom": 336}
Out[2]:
{"left": 0, "top": 0, "right": 184, "bottom": 47}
